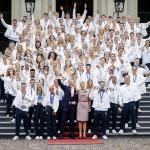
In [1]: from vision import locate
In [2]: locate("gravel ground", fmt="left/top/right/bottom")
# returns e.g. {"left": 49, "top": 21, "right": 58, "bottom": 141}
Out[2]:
{"left": 0, "top": 137, "right": 149, "bottom": 150}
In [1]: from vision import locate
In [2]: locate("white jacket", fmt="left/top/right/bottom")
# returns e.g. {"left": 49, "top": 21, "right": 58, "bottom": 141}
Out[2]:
{"left": 42, "top": 92, "right": 59, "bottom": 113}
{"left": 89, "top": 88, "right": 110, "bottom": 111}
{"left": 119, "top": 83, "right": 141, "bottom": 106}
{"left": 13, "top": 90, "right": 34, "bottom": 112}
{"left": 1, "top": 18, "right": 21, "bottom": 41}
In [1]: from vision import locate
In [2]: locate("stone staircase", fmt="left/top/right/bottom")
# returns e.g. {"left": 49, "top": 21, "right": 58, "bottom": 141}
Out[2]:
{"left": 0, "top": 88, "right": 150, "bottom": 138}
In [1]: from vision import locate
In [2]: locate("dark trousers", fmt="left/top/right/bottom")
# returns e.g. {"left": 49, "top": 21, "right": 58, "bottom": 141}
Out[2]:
{"left": 34, "top": 104, "right": 45, "bottom": 136}
{"left": 5, "top": 94, "right": 15, "bottom": 116}
{"left": 93, "top": 110, "right": 107, "bottom": 136}
{"left": 60, "top": 108, "right": 76, "bottom": 136}
{"left": 47, "top": 106, "right": 57, "bottom": 137}
{"left": 15, "top": 108, "right": 29, "bottom": 136}
{"left": 107, "top": 103, "right": 118, "bottom": 130}
{"left": 88, "top": 107, "right": 94, "bottom": 131}
{"left": 28, "top": 106, "right": 34, "bottom": 130}
{"left": 135, "top": 100, "right": 140, "bottom": 123}
{"left": 120, "top": 102, "right": 136, "bottom": 130}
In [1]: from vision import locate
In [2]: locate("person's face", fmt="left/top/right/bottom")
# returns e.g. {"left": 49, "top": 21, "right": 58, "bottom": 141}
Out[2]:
{"left": 49, "top": 86, "right": 54, "bottom": 93}
{"left": 68, "top": 80, "right": 73, "bottom": 87}
{"left": 77, "top": 13, "right": 81, "bottom": 19}
{"left": 134, "top": 59, "right": 140, "bottom": 65}
{"left": 9, "top": 43, "right": 15, "bottom": 49}
{"left": 30, "top": 80, "right": 35, "bottom": 87}
{"left": 87, "top": 80, "right": 93, "bottom": 88}
{"left": 37, "top": 56, "right": 42, "bottom": 62}
{"left": 54, "top": 80, "right": 59, "bottom": 87}
{"left": 124, "top": 75, "right": 130, "bottom": 85}
{"left": 21, "top": 84, "right": 26, "bottom": 92}
{"left": 132, "top": 67, "right": 138, "bottom": 74}
{"left": 66, "top": 14, "right": 70, "bottom": 19}
{"left": 99, "top": 82, "right": 105, "bottom": 89}
{"left": 100, "top": 58, "right": 105, "bottom": 65}
{"left": 44, "top": 14, "right": 48, "bottom": 20}
{"left": 79, "top": 63, "right": 84, "bottom": 70}
{"left": 12, "top": 20, "right": 17, "bottom": 26}
{"left": 15, "top": 71, "right": 20, "bottom": 77}
{"left": 111, "top": 76, "right": 117, "bottom": 83}
{"left": 80, "top": 82, "right": 85, "bottom": 89}
{"left": 30, "top": 70, "right": 35, "bottom": 77}
{"left": 86, "top": 66, "right": 91, "bottom": 72}
{"left": 110, "top": 54, "right": 116, "bottom": 61}
{"left": 9, "top": 69, "right": 14, "bottom": 76}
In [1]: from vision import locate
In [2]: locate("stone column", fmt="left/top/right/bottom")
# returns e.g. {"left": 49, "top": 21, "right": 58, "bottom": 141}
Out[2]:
{"left": 127, "top": 0, "right": 138, "bottom": 18}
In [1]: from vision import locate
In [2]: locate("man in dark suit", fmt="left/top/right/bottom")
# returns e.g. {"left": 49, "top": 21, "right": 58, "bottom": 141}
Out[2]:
{"left": 58, "top": 79, "right": 78, "bottom": 139}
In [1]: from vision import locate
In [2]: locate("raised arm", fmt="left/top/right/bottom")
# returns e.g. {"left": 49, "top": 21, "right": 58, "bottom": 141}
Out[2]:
{"left": 58, "top": 79, "right": 66, "bottom": 91}
{"left": 60, "top": 6, "right": 65, "bottom": 19}
{"left": 73, "top": 2, "right": 76, "bottom": 19}
{"left": 0, "top": 14, "right": 9, "bottom": 28}
{"left": 81, "top": 3, "right": 87, "bottom": 22}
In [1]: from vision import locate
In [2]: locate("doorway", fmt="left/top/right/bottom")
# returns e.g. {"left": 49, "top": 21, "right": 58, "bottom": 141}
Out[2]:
{"left": 0, "top": 0, "right": 11, "bottom": 52}
{"left": 56, "top": 0, "right": 93, "bottom": 18}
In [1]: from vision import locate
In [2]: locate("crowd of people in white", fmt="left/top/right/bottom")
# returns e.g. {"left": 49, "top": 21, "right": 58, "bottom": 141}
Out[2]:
{"left": 0, "top": 3, "right": 150, "bottom": 141}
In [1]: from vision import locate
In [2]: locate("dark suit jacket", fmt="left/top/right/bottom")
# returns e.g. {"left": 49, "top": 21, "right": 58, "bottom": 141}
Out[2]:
{"left": 58, "top": 79, "right": 71, "bottom": 111}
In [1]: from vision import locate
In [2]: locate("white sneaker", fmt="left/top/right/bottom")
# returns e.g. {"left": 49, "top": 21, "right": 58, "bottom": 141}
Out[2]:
{"left": 125, "top": 123, "right": 128, "bottom": 128}
{"left": 74, "top": 120, "right": 77, "bottom": 123}
{"left": 118, "top": 129, "right": 124, "bottom": 135}
{"left": 10, "top": 118, "right": 15, "bottom": 123}
{"left": 106, "top": 130, "right": 109, "bottom": 134}
{"left": 88, "top": 129, "right": 91, "bottom": 134}
{"left": 112, "top": 129, "right": 117, "bottom": 134}
{"left": 25, "top": 135, "right": 32, "bottom": 140}
{"left": 92, "top": 135, "right": 97, "bottom": 140}
{"left": 57, "top": 130, "right": 60, "bottom": 134}
{"left": 136, "top": 123, "right": 141, "bottom": 128}
{"left": 102, "top": 135, "right": 108, "bottom": 140}
{"left": 132, "top": 130, "right": 138, "bottom": 135}
{"left": 47, "top": 136, "right": 51, "bottom": 140}
{"left": 35, "top": 136, "right": 39, "bottom": 140}
{"left": 39, "top": 136, "right": 43, "bottom": 140}
{"left": 138, "top": 108, "right": 142, "bottom": 112}
{"left": 56, "top": 120, "right": 58, "bottom": 123}
{"left": 52, "top": 136, "right": 56, "bottom": 140}
{"left": 13, "top": 136, "right": 19, "bottom": 140}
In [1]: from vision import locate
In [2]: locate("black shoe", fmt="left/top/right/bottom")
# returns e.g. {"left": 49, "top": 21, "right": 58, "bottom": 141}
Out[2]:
{"left": 69, "top": 134, "right": 74, "bottom": 139}
{"left": 59, "top": 134, "right": 63, "bottom": 139}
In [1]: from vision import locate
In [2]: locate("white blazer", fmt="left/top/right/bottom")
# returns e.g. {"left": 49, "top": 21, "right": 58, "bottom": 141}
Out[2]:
{"left": 42, "top": 92, "right": 59, "bottom": 113}
{"left": 13, "top": 90, "right": 34, "bottom": 112}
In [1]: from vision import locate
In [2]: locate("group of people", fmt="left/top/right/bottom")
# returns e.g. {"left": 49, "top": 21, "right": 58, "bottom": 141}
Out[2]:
{"left": 0, "top": 2, "right": 150, "bottom": 141}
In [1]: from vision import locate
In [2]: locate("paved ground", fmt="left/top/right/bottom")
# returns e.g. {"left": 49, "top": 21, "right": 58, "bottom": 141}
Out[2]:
{"left": 0, "top": 137, "right": 149, "bottom": 150}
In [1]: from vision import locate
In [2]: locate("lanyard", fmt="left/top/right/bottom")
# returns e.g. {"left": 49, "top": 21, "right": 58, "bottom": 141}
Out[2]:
{"left": 38, "top": 95, "right": 43, "bottom": 102}
{"left": 133, "top": 76, "right": 137, "bottom": 83}
{"left": 86, "top": 73, "right": 90, "bottom": 80}
{"left": 99, "top": 90, "right": 104, "bottom": 103}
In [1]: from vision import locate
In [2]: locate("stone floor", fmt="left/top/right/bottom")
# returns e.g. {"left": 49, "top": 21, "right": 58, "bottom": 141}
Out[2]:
{"left": 0, "top": 137, "right": 149, "bottom": 150}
